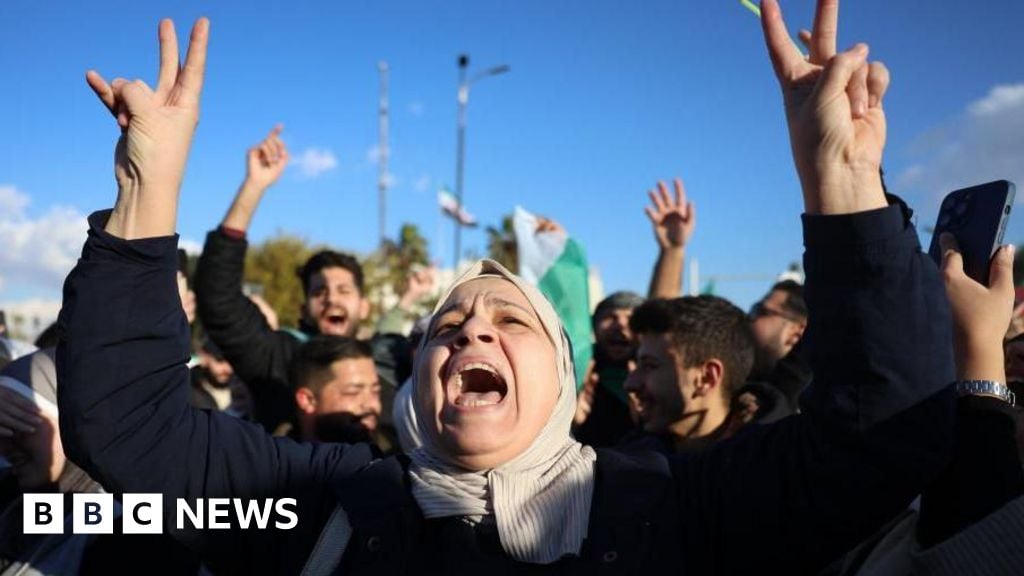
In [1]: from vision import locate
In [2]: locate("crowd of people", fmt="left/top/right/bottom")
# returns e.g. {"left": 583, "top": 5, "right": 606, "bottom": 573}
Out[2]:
{"left": 2, "top": 0, "right": 1023, "bottom": 574}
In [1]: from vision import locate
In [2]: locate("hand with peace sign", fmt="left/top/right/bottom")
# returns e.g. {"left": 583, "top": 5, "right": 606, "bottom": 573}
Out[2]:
{"left": 86, "top": 18, "right": 210, "bottom": 239}
{"left": 761, "top": 0, "right": 889, "bottom": 215}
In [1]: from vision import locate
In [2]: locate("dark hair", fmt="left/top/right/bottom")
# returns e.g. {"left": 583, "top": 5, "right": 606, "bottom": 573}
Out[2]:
{"left": 200, "top": 337, "right": 225, "bottom": 360}
{"left": 592, "top": 291, "right": 645, "bottom": 327}
{"left": 630, "top": 296, "right": 755, "bottom": 397}
{"left": 290, "top": 335, "right": 373, "bottom": 396}
{"left": 297, "top": 251, "right": 365, "bottom": 296}
{"left": 768, "top": 280, "right": 807, "bottom": 321}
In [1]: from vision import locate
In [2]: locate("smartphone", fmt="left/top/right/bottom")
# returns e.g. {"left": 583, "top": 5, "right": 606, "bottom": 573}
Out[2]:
{"left": 928, "top": 180, "right": 1015, "bottom": 284}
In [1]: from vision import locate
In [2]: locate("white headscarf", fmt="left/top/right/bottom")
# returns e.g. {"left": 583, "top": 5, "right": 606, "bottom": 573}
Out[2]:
{"left": 406, "top": 259, "right": 597, "bottom": 564}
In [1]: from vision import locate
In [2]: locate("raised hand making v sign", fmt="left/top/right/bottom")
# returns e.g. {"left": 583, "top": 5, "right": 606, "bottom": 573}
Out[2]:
{"left": 85, "top": 18, "right": 209, "bottom": 240}
{"left": 761, "top": 0, "right": 889, "bottom": 215}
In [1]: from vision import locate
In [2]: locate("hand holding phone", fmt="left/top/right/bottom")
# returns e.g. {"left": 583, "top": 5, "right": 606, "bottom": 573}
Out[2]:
{"left": 928, "top": 180, "right": 1015, "bottom": 285}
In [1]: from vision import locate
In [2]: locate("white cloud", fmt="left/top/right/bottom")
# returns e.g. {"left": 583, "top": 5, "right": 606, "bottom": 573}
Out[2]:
{"left": 294, "top": 148, "right": 339, "bottom": 179}
{"left": 968, "top": 84, "right": 1024, "bottom": 117}
{"left": 0, "top": 185, "right": 88, "bottom": 295}
{"left": 894, "top": 83, "right": 1024, "bottom": 203}
{"left": 0, "top": 185, "right": 30, "bottom": 214}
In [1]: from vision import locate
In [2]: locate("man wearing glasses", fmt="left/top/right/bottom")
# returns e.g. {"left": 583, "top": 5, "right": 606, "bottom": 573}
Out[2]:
{"left": 738, "top": 280, "right": 813, "bottom": 423}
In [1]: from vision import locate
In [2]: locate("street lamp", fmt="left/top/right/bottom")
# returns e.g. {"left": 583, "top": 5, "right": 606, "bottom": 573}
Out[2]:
{"left": 453, "top": 54, "right": 509, "bottom": 268}
{"left": 377, "top": 61, "right": 390, "bottom": 250}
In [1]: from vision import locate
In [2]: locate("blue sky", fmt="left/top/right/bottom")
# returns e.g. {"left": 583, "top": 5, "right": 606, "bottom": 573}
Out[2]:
{"left": 1, "top": 0, "right": 1022, "bottom": 317}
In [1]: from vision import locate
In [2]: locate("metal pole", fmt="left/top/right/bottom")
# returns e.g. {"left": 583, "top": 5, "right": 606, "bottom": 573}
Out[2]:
{"left": 377, "top": 61, "right": 390, "bottom": 249}
{"left": 454, "top": 54, "right": 468, "bottom": 269}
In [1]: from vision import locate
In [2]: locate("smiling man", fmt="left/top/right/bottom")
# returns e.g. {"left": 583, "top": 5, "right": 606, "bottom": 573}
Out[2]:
{"left": 290, "top": 336, "right": 382, "bottom": 444}
{"left": 624, "top": 295, "right": 756, "bottom": 452}
{"left": 573, "top": 291, "right": 645, "bottom": 446}
{"left": 194, "top": 127, "right": 393, "bottom": 439}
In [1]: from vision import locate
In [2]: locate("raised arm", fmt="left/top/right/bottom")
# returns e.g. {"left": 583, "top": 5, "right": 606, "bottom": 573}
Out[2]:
{"left": 673, "top": 1, "right": 955, "bottom": 572}
{"left": 222, "top": 124, "right": 289, "bottom": 232}
{"left": 194, "top": 128, "right": 300, "bottom": 430}
{"left": 761, "top": 0, "right": 888, "bottom": 216}
{"left": 58, "top": 21, "right": 361, "bottom": 572}
{"left": 86, "top": 19, "right": 208, "bottom": 240}
{"left": 645, "top": 178, "right": 695, "bottom": 299}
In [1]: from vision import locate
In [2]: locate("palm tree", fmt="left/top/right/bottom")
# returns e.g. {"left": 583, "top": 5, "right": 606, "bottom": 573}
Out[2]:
{"left": 363, "top": 223, "right": 432, "bottom": 323}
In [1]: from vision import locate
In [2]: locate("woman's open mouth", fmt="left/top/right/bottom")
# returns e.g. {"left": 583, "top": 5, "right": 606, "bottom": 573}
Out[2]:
{"left": 447, "top": 360, "right": 509, "bottom": 408}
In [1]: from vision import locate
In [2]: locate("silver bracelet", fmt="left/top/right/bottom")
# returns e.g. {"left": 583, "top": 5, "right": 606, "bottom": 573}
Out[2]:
{"left": 954, "top": 380, "right": 1016, "bottom": 406}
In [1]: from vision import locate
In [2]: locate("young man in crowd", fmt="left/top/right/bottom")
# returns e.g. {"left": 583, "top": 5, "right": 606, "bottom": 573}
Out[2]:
{"left": 573, "top": 291, "right": 644, "bottom": 446}
{"left": 749, "top": 280, "right": 807, "bottom": 380}
{"left": 623, "top": 295, "right": 756, "bottom": 452}
{"left": 189, "top": 338, "right": 252, "bottom": 420}
{"left": 575, "top": 179, "right": 696, "bottom": 446}
{"left": 735, "top": 280, "right": 813, "bottom": 422}
{"left": 288, "top": 336, "right": 386, "bottom": 449}
{"left": 194, "top": 126, "right": 410, "bottom": 442}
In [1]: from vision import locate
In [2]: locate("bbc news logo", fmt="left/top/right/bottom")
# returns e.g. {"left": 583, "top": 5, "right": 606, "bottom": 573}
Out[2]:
{"left": 23, "top": 494, "right": 298, "bottom": 534}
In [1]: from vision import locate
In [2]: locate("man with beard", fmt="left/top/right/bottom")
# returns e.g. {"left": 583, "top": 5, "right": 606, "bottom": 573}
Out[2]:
{"left": 195, "top": 126, "right": 402, "bottom": 440}
{"left": 189, "top": 338, "right": 252, "bottom": 419}
{"left": 288, "top": 336, "right": 384, "bottom": 449}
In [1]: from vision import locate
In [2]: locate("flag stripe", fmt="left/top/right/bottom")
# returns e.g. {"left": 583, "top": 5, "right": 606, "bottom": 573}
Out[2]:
{"left": 514, "top": 207, "right": 593, "bottom": 390}
{"left": 537, "top": 239, "right": 593, "bottom": 390}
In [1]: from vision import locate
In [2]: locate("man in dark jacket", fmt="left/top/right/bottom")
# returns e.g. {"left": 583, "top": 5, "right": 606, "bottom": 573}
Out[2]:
{"left": 60, "top": 3, "right": 957, "bottom": 574}
{"left": 193, "top": 126, "right": 405, "bottom": 438}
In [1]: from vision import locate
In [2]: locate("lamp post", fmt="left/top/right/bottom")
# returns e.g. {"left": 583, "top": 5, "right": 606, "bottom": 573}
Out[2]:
{"left": 377, "top": 61, "right": 390, "bottom": 249}
{"left": 453, "top": 54, "right": 509, "bottom": 268}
